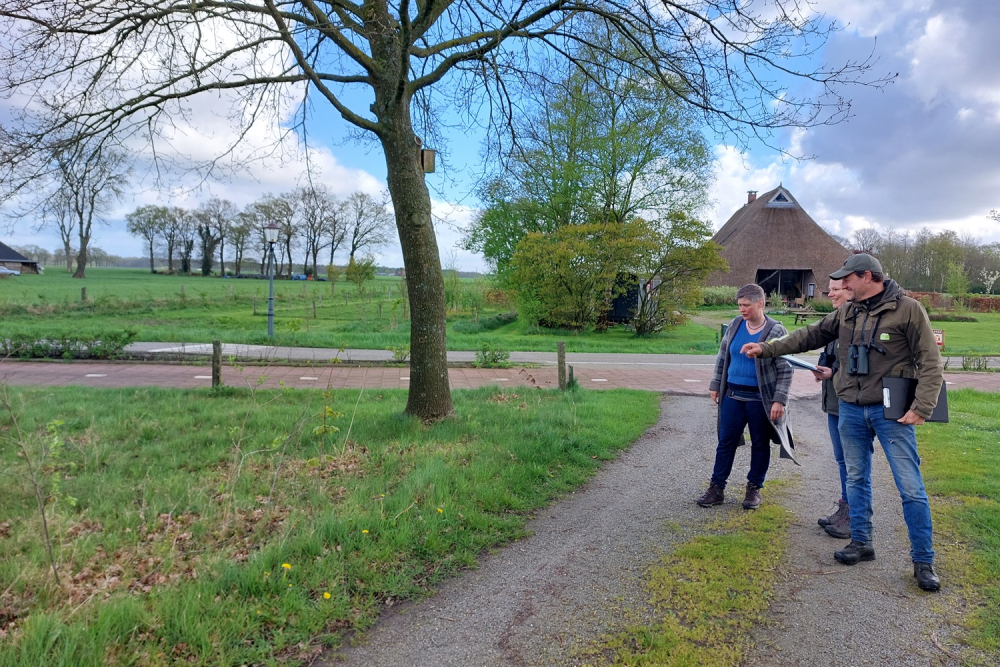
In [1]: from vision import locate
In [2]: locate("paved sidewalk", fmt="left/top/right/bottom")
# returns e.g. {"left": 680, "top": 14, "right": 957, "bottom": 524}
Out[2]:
{"left": 3, "top": 357, "right": 999, "bottom": 396}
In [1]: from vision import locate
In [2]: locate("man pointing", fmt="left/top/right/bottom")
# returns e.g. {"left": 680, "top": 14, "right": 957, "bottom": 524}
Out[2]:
{"left": 740, "top": 253, "right": 944, "bottom": 592}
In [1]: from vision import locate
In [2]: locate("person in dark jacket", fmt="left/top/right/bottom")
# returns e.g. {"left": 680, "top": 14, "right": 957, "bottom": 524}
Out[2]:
{"left": 697, "top": 283, "right": 793, "bottom": 511}
{"left": 814, "top": 278, "right": 851, "bottom": 538}
{"left": 742, "top": 254, "right": 944, "bottom": 592}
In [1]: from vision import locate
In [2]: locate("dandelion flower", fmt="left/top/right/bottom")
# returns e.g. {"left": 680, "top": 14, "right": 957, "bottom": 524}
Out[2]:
{"left": 282, "top": 563, "right": 291, "bottom": 570}
{"left": 362, "top": 529, "right": 369, "bottom": 534}
{"left": 437, "top": 508, "right": 443, "bottom": 513}
{"left": 289, "top": 583, "right": 293, "bottom": 588}
{"left": 323, "top": 592, "right": 331, "bottom": 599}
{"left": 264, "top": 572, "right": 270, "bottom": 577}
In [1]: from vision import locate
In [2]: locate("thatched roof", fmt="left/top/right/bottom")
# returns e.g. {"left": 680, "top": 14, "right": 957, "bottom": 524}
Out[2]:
{"left": 706, "top": 186, "right": 848, "bottom": 290}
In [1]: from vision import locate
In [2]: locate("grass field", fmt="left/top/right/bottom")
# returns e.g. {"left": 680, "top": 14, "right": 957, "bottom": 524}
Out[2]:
{"left": 0, "top": 383, "right": 661, "bottom": 666}
{"left": 2, "top": 269, "right": 997, "bottom": 355}
{"left": 2, "top": 382, "right": 997, "bottom": 666}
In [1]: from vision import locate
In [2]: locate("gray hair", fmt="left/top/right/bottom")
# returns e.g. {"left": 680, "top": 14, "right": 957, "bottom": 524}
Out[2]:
{"left": 736, "top": 283, "right": 766, "bottom": 303}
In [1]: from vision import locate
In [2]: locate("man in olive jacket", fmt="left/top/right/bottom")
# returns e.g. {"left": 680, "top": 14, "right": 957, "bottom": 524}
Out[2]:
{"left": 741, "top": 254, "right": 944, "bottom": 592}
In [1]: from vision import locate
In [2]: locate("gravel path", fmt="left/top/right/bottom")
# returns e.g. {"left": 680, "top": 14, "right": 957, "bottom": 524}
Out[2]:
{"left": 322, "top": 395, "right": 967, "bottom": 667}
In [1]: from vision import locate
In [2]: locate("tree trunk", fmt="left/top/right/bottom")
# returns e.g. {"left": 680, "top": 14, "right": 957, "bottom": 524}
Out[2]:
{"left": 148, "top": 239, "right": 155, "bottom": 273}
{"left": 73, "top": 246, "right": 88, "bottom": 278}
{"left": 380, "top": 118, "right": 453, "bottom": 420}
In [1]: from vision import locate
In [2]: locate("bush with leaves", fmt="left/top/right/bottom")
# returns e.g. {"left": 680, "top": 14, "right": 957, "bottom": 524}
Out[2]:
{"left": 345, "top": 255, "right": 376, "bottom": 293}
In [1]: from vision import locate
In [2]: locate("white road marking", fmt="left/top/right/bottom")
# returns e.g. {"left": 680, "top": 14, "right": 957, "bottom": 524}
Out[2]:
{"left": 194, "top": 375, "right": 212, "bottom": 379}
{"left": 591, "top": 378, "right": 608, "bottom": 382}
{"left": 85, "top": 374, "right": 107, "bottom": 378}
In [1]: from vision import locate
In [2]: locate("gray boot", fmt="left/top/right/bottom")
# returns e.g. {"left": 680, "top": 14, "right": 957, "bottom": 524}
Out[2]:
{"left": 818, "top": 499, "right": 848, "bottom": 527}
{"left": 823, "top": 502, "right": 851, "bottom": 539}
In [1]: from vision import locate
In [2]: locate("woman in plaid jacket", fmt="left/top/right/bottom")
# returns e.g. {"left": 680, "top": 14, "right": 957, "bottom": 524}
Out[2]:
{"left": 697, "top": 283, "right": 794, "bottom": 510}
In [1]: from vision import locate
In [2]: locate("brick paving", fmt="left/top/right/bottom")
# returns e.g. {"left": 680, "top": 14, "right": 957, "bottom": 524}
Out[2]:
{"left": 3, "top": 359, "right": 998, "bottom": 397}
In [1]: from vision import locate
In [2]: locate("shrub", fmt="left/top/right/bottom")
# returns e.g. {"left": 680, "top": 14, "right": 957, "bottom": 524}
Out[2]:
{"left": 474, "top": 343, "right": 510, "bottom": 368}
{"left": 1, "top": 329, "right": 138, "bottom": 359}
{"left": 700, "top": 286, "right": 738, "bottom": 306}
{"left": 811, "top": 298, "right": 834, "bottom": 313}
{"left": 452, "top": 311, "right": 517, "bottom": 334}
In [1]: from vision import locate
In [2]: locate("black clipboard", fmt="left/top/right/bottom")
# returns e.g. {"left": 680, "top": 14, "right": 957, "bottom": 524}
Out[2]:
{"left": 882, "top": 377, "right": 948, "bottom": 423}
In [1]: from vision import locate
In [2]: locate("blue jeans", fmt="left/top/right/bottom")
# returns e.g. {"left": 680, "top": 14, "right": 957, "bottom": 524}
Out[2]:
{"left": 827, "top": 412, "right": 848, "bottom": 503}
{"left": 711, "top": 392, "right": 772, "bottom": 489}
{"left": 837, "top": 401, "right": 934, "bottom": 563}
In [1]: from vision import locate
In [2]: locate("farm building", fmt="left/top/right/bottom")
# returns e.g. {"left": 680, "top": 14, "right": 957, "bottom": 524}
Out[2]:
{"left": 706, "top": 186, "right": 848, "bottom": 302}
{"left": 0, "top": 241, "right": 40, "bottom": 274}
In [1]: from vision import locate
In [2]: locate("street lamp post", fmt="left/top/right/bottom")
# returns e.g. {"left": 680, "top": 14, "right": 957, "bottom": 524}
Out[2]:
{"left": 263, "top": 223, "right": 279, "bottom": 338}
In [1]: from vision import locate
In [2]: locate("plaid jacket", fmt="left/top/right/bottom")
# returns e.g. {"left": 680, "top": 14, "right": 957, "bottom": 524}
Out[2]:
{"left": 709, "top": 315, "right": 795, "bottom": 455}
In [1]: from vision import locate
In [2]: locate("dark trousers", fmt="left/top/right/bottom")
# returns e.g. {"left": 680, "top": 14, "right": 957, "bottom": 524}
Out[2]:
{"left": 710, "top": 391, "right": 773, "bottom": 489}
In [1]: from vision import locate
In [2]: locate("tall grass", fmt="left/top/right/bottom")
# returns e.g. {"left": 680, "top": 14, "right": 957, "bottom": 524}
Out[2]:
{"left": 0, "top": 383, "right": 660, "bottom": 665}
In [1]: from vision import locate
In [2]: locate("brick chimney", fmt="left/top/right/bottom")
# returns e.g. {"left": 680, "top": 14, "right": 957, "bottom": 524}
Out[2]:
{"left": 747, "top": 191, "right": 757, "bottom": 204}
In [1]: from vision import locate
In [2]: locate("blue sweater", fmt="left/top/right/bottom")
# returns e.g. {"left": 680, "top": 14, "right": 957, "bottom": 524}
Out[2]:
{"left": 727, "top": 321, "right": 762, "bottom": 387}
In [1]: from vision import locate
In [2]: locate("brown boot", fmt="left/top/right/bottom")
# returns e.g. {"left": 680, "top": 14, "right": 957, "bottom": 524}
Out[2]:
{"left": 742, "top": 482, "right": 762, "bottom": 510}
{"left": 818, "top": 499, "right": 848, "bottom": 527}
{"left": 824, "top": 503, "right": 851, "bottom": 538}
{"left": 696, "top": 483, "right": 725, "bottom": 507}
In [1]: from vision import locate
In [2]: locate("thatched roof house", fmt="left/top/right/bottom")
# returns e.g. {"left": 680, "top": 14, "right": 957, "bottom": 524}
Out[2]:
{"left": 0, "top": 241, "right": 40, "bottom": 274}
{"left": 706, "top": 186, "right": 848, "bottom": 300}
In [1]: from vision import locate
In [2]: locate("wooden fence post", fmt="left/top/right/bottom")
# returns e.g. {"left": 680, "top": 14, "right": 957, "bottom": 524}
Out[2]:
{"left": 212, "top": 340, "right": 222, "bottom": 388}
{"left": 558, "top": 341, "right": 567, "bottom": 391}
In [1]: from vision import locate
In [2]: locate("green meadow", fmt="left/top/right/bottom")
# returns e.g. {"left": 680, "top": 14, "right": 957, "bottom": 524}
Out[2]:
{"left": 4, "top": 268, "right": 998, "bottom": 355}
{"left": 0, "top": 269, "right": 719, "bottom": 354}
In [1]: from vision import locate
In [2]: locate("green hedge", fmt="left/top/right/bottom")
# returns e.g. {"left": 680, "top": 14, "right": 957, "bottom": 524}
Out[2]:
{"left": 1, "top": 329, "right": 138, "bottom": 359}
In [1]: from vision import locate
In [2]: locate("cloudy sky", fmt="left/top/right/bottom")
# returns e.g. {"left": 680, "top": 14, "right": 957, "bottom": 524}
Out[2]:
{"left": 5, "top": 0, "right": 999, "bottom": 273}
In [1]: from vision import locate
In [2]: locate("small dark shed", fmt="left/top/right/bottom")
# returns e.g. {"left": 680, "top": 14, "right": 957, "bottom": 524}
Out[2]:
{"left": 0, "top": 241, "right": 40, "bottom": 274}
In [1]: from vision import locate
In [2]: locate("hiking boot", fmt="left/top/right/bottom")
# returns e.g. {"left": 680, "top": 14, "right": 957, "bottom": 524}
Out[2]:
{"left": 818, "top": 499, "right": 848, "bottom": 527}
{"left": 834, "top": 540, "right": 875, "bottom": 565}
{"left": 823, "top": 503, "right": 851, "bottom": 538}
{"left": 742, "top": 482, "right": 762, "bottom": 510}
{"left": 914, "top": 562, "right": 941, "bottom": 592}
{"left": 696, "top": 483, "right": 725, "bottom": 507}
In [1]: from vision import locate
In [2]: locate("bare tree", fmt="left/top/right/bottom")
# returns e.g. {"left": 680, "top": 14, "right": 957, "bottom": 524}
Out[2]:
{"left": 345, "top": 192, "right": 393, "bottom": 261}
{"left": 40, "top": 189, "right": 76, "bottom": 273}
{"left": 126, "top": 205, "right": 171, "bottom": 273}
{"left": 231, "top": 210, "right": 257, "bottom": 275}
{"left": 249, "top": 194, "right": 297, "bottom": 277}
{"left": 53, "top": 141, "right": 129, "bottom": 278}
{"left": 851, "top": 227, "right": 883, "bottom": 256}
{"left": 0, "top": 1, "right": 890, "bottom": 418}
{"left": 193, "top": 197, "right": 237, "bottom": 277}
{"left": 295, "top": 185, "right": 345, "bottom": 276}
{"left": 162, "top": 207, "right": 187, "bottom": 273}
{"left": 176, "top": 210, "right": 197, "bottom": 275}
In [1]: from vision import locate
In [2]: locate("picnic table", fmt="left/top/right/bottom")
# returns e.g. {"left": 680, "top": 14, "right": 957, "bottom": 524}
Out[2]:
{"left": 793, "top": 309, "right": 827, "bottom": 325}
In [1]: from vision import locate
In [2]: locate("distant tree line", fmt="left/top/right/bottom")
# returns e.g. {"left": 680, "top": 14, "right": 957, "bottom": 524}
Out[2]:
{"left": 842, "top": 225, "right": 1000, "bottom": 294}
{"left": 124, "top": 188, "right": 394, "bottom": 277}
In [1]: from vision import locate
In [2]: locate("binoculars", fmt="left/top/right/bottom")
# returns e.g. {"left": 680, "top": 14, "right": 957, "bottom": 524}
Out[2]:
{"left": 847, "top": 342, "right": 886, "bottom": 375}
{"left": 847, "top": 344, "right": 869, "bottom": 376}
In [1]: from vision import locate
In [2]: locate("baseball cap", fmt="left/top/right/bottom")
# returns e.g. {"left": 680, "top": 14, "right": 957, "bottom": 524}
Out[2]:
{"left": 830, "top": 253, "right": 883, "bottom": 279}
